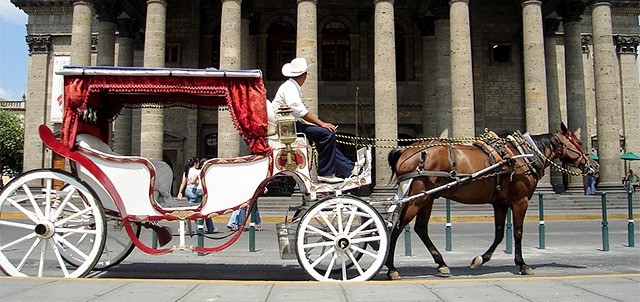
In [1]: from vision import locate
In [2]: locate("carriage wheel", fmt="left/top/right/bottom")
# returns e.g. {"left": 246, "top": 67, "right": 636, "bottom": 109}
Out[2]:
{"left": 0, "top": 169, "right": 106, "bottom": 277}
{"left": 57, "top": 185, "right": 140, "bottom": 270}
{"left": 296, "top": 195, "right": 388, "bottom": 282}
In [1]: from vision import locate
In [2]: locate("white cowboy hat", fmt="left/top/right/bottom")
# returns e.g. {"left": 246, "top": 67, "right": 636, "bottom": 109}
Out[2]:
{"left": 281, "top": 57, "right": 309, "bottom": 77}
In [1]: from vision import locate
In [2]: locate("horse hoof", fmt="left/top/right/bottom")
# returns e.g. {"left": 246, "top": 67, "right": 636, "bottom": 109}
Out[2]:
{"left": 520, "top": 265, "right": 535, "bottom": 275}
{"left": 436, "top": 266, "right": 451, "bottom": 277}
{"left": 470, "top": 256, "right": 483, "bottom": 269}
{"left": 387, "top": 270, "right": 401, "bottom": 280}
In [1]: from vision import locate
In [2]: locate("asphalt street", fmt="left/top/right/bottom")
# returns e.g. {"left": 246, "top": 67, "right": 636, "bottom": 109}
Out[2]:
{"left": 1, "top": 217, "right": 639, "bottom": 302}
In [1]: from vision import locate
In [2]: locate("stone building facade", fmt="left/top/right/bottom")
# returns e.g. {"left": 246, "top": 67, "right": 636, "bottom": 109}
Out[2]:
{"left": 12, "top": 0, "right": 640, "bottom": 193}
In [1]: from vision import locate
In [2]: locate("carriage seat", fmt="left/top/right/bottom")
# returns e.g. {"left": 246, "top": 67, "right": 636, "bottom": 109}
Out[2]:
{"left": 75, "top": 134, "right": 174, "bottom": 206}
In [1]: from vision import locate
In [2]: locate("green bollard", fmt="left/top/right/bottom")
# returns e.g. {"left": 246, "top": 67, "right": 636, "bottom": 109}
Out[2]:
{"left": 249, "top": 208, "right": 256, "bottom": 252}
{"left": 627, "top": 192, "right": 635, "bottom": 247}
{"left": 505, "top": 208, "right": 512, "bottom": 254}
{"left": 538, "top": 192, "right": 545, "bottom": 249}
{"left": 151, "top": 231, "right": 158, "bottom": 249}
{"left": 404, "top": 224, "right": 412, "bottom": 256}
{"left": 601, "top": 192, "right": 609, "bottom": 251}
{"left": 445, "top": 199, "right": 452, "bottom": 251}
{"left": 197, "top": 219, "right": 205, "bottom": 256}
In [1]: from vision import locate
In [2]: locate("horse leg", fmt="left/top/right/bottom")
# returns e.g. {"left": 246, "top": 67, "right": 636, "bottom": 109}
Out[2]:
{"left": 413, "top": 197, "right": 451, "bottom": 277}
{"left": 512, "top": 201, "right": 534, "bottom": 275}
{"left": 470, "top": 204, "right": 507, "bottom": 269}
{"left": 385, "top": 200, "right": 423, "bottom": 280}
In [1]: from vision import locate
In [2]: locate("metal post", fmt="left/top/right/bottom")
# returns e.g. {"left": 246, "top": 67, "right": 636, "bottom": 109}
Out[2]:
{"left": 249, "top": 208, "right": 256, "bottom": 252}
{"left": 445, "top": 199, "right": 452, "bottom": 251}
{"left": 627, "top": 192, "right": 635, "bottom": 247}
{"left": 151, "top": 232, "right": 158, "bottom": 249}
{"left": 601, "top": 192, "right": 609, "bottom": 251}
{"left": 538, "top": 192, "right": 545, "bottom": 249}
{"left": 404, "top": 224, "right": 412, "bottom": 256}
{"left": 505, "top": 208, "right": 512, "bottom": 254}
{"left": 197, "top": 219, "right": 205, "bottom": 256}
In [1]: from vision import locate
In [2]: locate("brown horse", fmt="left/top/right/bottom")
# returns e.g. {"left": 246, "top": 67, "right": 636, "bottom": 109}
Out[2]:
{"left": 385, "top": 123, "right": 599, "bottom": 279}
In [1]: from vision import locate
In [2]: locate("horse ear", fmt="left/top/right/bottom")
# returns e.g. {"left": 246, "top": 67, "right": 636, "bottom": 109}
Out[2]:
{"left": 560, "top": 122, "right": 568, "bottom": 133}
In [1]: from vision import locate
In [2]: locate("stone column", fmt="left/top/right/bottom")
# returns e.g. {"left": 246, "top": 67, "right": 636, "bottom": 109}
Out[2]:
{"left": 544, "top": 18, "right": 564, "bottom": 192}
{"left": 544, "top": 18, "right": 562, "bottom": 131}
{"left": 522, "top": 0, "right": 551, "bottom": 188}
{"left": 94, "top": 0, "right": 121, "bottom": 66}
{"left": 434, "top": 6, "right": 451, "bottom": 138}
{"left": 373, "top": 0, "right": 397, "bottom": 186}
{"left": 592, "top": 2, "right": 623, "bottom": 186}
{"left": 22, "top": 36, "right": 52, "bottom": 172}
{"left": 296, "top": 0, "right": 318, "bottom": 115}
{"left": 418, "top": 17, "right": 436, "bottom": 137}
{"left": 616, "top": 35, "right": 640, "bottom": 158}
{"left": 558, "top": 1, "right": 587, "bottom": 143}
{"left": 239, "top": 11, "right": 256, "bottom": 155}
{"left": 449, "top": 0, "right": 474, "bottom": 138}
{"left": 70, "top": 1, "right": 93, "bottom": 66}
{"left": 522, "top": 0, "right": 548, "bottom": 134}
{"left": 112, "top": 18, "right": 139, "bottom": 155}
{"left": 141, "top": 0, "right": 167, "bottom": 160}
{"left": 218, "top": 0, "right": 242, "bottom": 157}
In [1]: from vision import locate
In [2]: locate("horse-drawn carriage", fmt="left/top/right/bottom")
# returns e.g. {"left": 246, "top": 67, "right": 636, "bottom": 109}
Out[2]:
{"left": 0, "top": 66, "right": 597, "bottom": 282}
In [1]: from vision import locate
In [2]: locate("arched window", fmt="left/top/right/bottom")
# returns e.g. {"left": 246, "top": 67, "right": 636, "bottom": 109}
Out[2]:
{"left": 395, "top": 24, "right": 406, "bottom": 81}
{"left": 321, "top": 21, "right": 350, "bottom": 81}
{"left": 266, "top": 21, "right": 296, "bottom": 81}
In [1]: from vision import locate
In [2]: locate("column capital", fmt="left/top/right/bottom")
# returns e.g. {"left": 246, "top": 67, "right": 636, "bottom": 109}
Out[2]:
{"left": 449, "top": 0, "right": 469, "bottom": 5}
{"left": 146, "top": 0, "right": 167, "bottom": 5}
{"left": 26, "top": 35, "right": 51, "bottom": 54}
{"left": 91, "top": 0, "right": 123, "bottom": 23}
{"left": 431, "top": 2, "right": 450, "bottom": 20}
{"left": 373, "top": 0, "right": 394, "bottom": 5}
{"left": 521, "top": 0, "right": 542, "bottom": 7}
{"left": 557, "top": 0, "right": 588, "bottom": 23}
{"left": 117, "top": 18, "right": 141, "bottom": 39}
{"left": 297, "top": 0, "right": 318, "bottom": 3}
{"left": 615, "top": 35, "right": 640, "bottom": 54}
{"left": 581, "top": 34, "right": 591, "bottom": 53}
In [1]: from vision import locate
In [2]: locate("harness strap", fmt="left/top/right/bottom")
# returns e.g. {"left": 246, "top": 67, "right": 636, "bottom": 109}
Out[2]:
{"left": 472, "top": 141, "right": 502, "bottom": 204}
{"left": 396, "top": 170, "right": 472, "bottom": 183}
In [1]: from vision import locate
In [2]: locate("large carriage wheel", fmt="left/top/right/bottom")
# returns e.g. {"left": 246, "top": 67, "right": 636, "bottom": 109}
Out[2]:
{"left": 0, "top": 169, "right": 106, "bottom": 277}
{"left": 296, "top": 195, "right": 388, "bottom": 282}
{"left": 57, "top": 185, "right": 140, "bottom": 270}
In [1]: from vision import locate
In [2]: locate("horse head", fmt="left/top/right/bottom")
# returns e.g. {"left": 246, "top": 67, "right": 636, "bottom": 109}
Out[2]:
{"left": 554, "top": 123, "right": 599, "bottom": 176}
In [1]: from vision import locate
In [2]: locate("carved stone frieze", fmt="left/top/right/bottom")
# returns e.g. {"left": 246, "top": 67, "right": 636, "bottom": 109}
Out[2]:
{"left": 557, "top": 0, "right": 588, "bottom": 23}
{"left": 92, "top": 0, "right": 123, "bottom": 23}
{"left": 615, "top": 35, "right": 640, "bottom": 54}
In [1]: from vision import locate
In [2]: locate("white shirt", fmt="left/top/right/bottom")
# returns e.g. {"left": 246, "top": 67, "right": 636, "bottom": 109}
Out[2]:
{"left": 186, "top": 167, "right": 202, "bottom": 190}
{"left": 271, "top": 78, "right": 308, "bottom": 122}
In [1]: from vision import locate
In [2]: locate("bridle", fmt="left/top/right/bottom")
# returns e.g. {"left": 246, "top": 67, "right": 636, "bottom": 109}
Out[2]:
{"left": 558, "top": 132, "right": 592, "bottom": 172}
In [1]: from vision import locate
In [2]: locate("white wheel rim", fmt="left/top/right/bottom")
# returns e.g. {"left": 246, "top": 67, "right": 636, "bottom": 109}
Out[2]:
{"left": 0, "top": 170, "right": 106, "bottom": 277}
{"left": 296, "top": 196, "right": 388, "bottom": 282}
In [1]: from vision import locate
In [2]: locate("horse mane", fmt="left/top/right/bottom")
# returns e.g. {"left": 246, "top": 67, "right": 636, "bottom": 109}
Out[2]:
{"left": 527, "top": 133, "right": 558, "bottom": 155}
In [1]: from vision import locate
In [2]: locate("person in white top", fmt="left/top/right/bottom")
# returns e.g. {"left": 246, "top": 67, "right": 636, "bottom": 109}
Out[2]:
{"left": 271, "top": 57, "right": 356, "bottom": 184}
{"left": 183, "top": 157, "right": 216, "bottom": 234}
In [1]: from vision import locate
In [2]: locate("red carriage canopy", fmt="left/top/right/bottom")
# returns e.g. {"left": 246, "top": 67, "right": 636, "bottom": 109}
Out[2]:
{"left": 57, "top": 66, "right": 270, "bottom": 155}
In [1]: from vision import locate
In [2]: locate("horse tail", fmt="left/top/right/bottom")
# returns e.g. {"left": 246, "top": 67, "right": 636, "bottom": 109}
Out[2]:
{"left": 387, "top": 148, "right": 402, "bottom": 183}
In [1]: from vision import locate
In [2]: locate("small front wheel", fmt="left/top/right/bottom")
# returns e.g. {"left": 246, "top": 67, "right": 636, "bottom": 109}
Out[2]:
{"left": 0, "top": 169, "right": 106, "bottom": 277}
{"left": 296, "top": 195, "right": 388, "bottom": 282}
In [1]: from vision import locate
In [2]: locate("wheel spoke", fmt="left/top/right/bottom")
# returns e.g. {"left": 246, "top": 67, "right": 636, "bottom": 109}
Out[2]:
{"left": 341, "top": 252, "right": 348, "bottom": 281}
{"left": 44, "top": 179, "right": 53, "bottom": 220}
{"left": 318, "top": 210, "right": 339, "bottom": 235}
{"left": 53, "top": 233, "right": 90, "bottom": 261}
{"left": 351, "top": 235, "right": 382, "bottom": 244}
{"left": 344, "top": 205, "right": 357, "bottom": 234}
{"left": 50, "top": 240, "right": 70, "bottom": 277}
{"left": 17, "top": 237, "right": 41, "bottom": 271}
{"left": 351, "top": 243, "right": 378, "bottom": 259}
{"left": 38, "top": 238, "right": 48, "bottom": 277}
{"left": 347, "top": 249, "right": 364, "bottom": 275}
{"left": 0, "top": 218, "right": 37, "bottom": 230}
{"left": 301, "top": 240, "right": 334, "bottom": 249}
{"left": 347, "top": 218, "right": 374, "bottom": 239}
{"left": 323, "top": 253, "right": 337, "bottom": 279}
{"left": 310, "top": 246, "right": 335, "bottom": 269}
{"left": 51, "top": 187, "right": 77, "bottom": 221}
{"left": 54, "top": 207, "right": 92, "bottom": 227}
{"left": 22, "top": 184, "right": 46, "bottom": 220}
{"left": 0, "top": 230, "right": 38, "bottom": 252}
{"left": 6, "top": 196, "right": 40, "bottom": 223}
{"left": 304, "top": 224, "right": 335, "bottom": 241}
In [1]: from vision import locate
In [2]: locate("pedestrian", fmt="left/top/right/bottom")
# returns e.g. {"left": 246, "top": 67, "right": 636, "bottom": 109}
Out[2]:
{"left": 585, "top": 174, "right": 596, "bottom": 195}
{"left": 227, "top": 189, "right": 264, "bottom": 232}
{"left": 271, "top": 57, "right": 359, "bottom": 183}
{"left": 183, "top": 157, "right": 216, "bottom": 234}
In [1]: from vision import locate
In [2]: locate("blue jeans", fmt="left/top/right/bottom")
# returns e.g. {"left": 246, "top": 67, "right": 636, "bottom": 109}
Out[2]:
{"left": 185, "top": 187, "right": 215, "bottom": 233}
{"left": 227, "top": 205, "right": 261, "bottom": 229}
{"left": 296, "top": 122, "right": 354, "bottom": 178}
